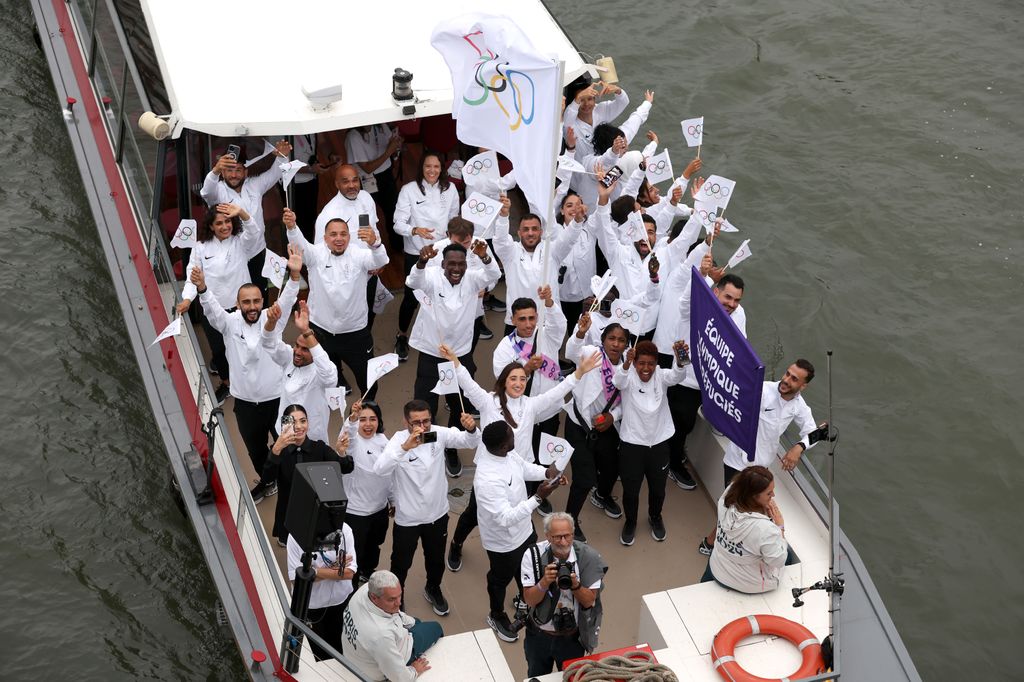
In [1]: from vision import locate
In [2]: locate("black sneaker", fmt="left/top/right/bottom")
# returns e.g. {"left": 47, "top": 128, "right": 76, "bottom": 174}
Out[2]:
{"left": 650, "top": 515, "right": 667, "bottom": 542}
{"left": 423, "top": 585, "right": 450, "bottom": 616}
{"left": 476, "top": 320, "right": 494, "bottom": 340}
{"left": 574, "top": 523, "right": 587, "bottom": 543}
{"left": 484, "top": 295, "right": 506, "bottom": 312}
{"left": 215, "top": 383, "right": 231, "bottom": 405}
{"left": 698, "top": 538, "right": 713, "bottom": 556}
{"left": 589, "top": 490, "right": 623, "bottom": 519}
{"left": 620, "top": 520, "right": 636, "bottom": 546}
{"left": 536, "top": 498, "right": 553, "bottom": 517}
{"left": 445, "top": 449, "right": 463, "bottom": 478}
{"left": 668, "top": 466, "right": 697, "bottom": 491}
{"left": 251, "top": 480, "right": 273, "bottom": 505}
{"left": 395, "top": 334, "right": 410, "bottom": 362}
{"left": 446, "top": 541, "right": 463, "bottom": 572}
{"left": 486, "top": 612, "right": 519, "bottom": 642}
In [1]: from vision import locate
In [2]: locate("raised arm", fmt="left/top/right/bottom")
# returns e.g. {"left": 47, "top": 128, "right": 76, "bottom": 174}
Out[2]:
{"left": 248, "top": 140, "right": 292, "bottom": 196}
{"left": 272, "top": 245, "right": 303, "bottom": 333}
{"left": 193, "top": 266, "right": 229, "bottom": 334}
{"left": 618, "top": 91, "right": 654, "bottom": 143}
{"left": 260, "top": 302, "right": 294, "bottom": 367}
{"left": 489, "top": 196, "right": 516, "bottom": 264}
{"left": 283, "top": 208, "right": 319, "bottom": 268}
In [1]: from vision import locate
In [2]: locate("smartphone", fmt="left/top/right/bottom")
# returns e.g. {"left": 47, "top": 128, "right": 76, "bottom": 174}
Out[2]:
{"left": 358, "top": 214, "right": 370, "bottom": 228}
{"left": 281, "top": 414, "right": 294, "bottom": 428}
{"left": 600, "top": 165, "right": 623, "bottom": 188}
{"left": 807, "top": 423, "right": 830, "bottom": 446}
{"left": 675, "top": 344, "right": 690, "bottom": 365}
{"left": 226, "top": 144, "right": 241, "bottom": 161}
{"left": 599, "top": 298, "right": 612, "bottom": 315}
{"left": 419, "top": 431, "right": 438, "bottom": 444}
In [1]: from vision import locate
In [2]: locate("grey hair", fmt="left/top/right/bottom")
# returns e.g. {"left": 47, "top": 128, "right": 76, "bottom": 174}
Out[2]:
{"left": 543, "top": 511, "right": 575, "bottom": 535}
{"left": 367, "top": 570, "right": 400, "bottom": 597}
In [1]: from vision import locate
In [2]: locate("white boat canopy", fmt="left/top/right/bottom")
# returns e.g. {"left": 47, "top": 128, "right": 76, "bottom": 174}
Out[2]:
{"left": 139, "top": 0, "right": 591, "bottom": 138}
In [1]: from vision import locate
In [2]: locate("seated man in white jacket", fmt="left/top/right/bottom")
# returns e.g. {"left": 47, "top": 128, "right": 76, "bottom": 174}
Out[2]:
{"left": 475, "top": 421, "right": 564, "bottom": 643}
{"left": 343, "top": 570, "right": 442, "bottom": 682}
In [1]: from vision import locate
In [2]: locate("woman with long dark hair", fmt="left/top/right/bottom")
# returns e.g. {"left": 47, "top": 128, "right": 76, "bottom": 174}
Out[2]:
{"left": 392, "top": 151, "right": 459, "bottom": 361}
{"left": 341, "top": 399, "right": 393, "bottom": 584}
{"left": 704, "top": 465, "right": 796, "bottom": 594}
{"left": 440, "top": 344, "right": 602, "bottom": 570}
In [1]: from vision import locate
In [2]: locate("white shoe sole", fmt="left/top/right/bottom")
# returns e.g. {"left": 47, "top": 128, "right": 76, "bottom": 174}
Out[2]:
{"left": 486, "top": 617, "right": 519, "bottom": 643}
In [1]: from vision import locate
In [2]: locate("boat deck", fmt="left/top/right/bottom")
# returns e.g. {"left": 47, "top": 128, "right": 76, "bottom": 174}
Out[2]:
{"left": 204, "top": 279, "right": 718, "bottom": 681}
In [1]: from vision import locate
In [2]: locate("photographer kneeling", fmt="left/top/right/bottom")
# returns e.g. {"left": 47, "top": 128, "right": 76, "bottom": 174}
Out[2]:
{"left": 520, "top": 513, "right": 607, "bottom": 676}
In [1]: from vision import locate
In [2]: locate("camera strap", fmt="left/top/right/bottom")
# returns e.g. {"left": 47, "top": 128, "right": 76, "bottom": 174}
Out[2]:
{"left": 530, "top": 545, "right": 544, "bottom": 584}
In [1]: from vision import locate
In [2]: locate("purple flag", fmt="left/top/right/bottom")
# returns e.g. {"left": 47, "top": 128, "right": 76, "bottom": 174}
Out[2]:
{"left": 689, "top": 267, "right": 764, "bottom": 457}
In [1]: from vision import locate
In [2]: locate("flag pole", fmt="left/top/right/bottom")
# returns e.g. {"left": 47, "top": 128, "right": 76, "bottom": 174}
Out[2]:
{"left": 537, "top": 58, "right": 566, "bottom": 361}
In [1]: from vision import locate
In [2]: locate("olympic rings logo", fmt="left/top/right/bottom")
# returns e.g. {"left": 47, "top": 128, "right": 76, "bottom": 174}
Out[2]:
{"left": 546, "top": 443, "right": 566, "bottom": 455}
{"left": 467, "top": 198, "right": 496, "bottom": 214}
{"left": 647, "top": 160, "right": 668, "bottom": 174}
{"left": 438, "top": 368, "right": 455, "bottom": 385}
{"left": 702, "top": 183, "right": 731, "bottom": 198}
{"left": 271, "top": 260, "right": 282, "bottom": 274}
{"left": 373, "top": 361, "right": 395, "bottom": 376}
{"left": 176, "top": 225, "right": 194, "bottom": 238}
{"left": 615, "top": 307, "right": 641, "bottom": 322}
{"left": 698, "top": 209, "right": 722, "bottom": 224}
{"left": 463, "top": 159, "right": 494, "bottom": 176}
{"left": 687, "top": 124, "right": 703, "bottom": 136}
{"left": 375, "top": 292, "right": 388, "bottom": 303}
{"left": 462, "top": 31, "right": 537, "bottom": 132}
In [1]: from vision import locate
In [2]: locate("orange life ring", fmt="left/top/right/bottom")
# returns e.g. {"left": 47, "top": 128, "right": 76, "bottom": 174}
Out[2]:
{"left": 711, "top": 614, "right": 825, "bottom": 682}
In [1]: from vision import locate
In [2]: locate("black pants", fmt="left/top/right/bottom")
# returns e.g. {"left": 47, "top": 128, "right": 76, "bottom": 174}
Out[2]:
{"left": 398, "top": 253, "right": 420, "bottom": 335}
{"left": 292, "top": 178, "right": 320, "bottom": 244}
{"left": 560, "top": 299, "right": 584, "bottom": 336}
{"left": 365, "top": 275, "right": 379, "bottom": 332}
{"left": 564, "top": 418, "right": 621, "bottom": 520}
{"left": 486, "top": 532, "right": 536, "bottom": 616}
{"left": 413, "top": 351, "right": 476, "bottom": 423}
{"left": 308, "top": 601, "right": 346, "bottom": 661}
{"left": 524, "top": 628, "right": 585, "bottom": 677}
{"left": 311, "top": 323, "right": 375, "bottom": 399}
{"left": 658, "top": 353, "right": 702, "bottom": 475}
{"left": 619, "top": 440, "right": 670, "bottom": 525}
{"left": 390, "top": 513, "right": 448, "bottom": 591}
{"left": 201, "top": 314, "right": 230, "bottom": 383}
{"left": 371, "top": 169, "right": 400, "bottom": 254}
{"left": 347, "top": 508, "right": 390, "bottom": 581}
{"left": 233, "top": 397, "right": 280, "bottom": 483}
{"left": 451, "top": 488, "right": 478, "bottom": 547}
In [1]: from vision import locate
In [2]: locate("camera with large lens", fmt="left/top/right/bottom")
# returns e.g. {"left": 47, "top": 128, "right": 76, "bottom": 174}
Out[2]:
{"left": 555, "top": 559, "right": 574, "bottom": 590}
{"left": 552, "top": 606, "right": 577, "bottom": 632}
{"left": 510, "top": 595, "right": 529, "bottom": 633}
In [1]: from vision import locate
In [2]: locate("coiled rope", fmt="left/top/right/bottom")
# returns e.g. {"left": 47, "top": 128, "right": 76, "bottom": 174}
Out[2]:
{"left": 561, "top": 650, "right": 678, "bottom": 682}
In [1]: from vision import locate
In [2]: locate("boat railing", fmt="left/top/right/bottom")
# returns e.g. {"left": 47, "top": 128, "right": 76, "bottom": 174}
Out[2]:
{"left": 61, "top": 0, "right": 371, "bottom": 676}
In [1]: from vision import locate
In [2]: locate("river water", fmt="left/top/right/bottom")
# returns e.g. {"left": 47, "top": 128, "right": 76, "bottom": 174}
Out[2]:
{"left": 3, "top": 0, "right": 1021, "bottom": 679}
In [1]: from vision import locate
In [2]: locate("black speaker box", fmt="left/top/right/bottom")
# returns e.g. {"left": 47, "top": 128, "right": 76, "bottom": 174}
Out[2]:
{"left": 285, "top": 461, "right": 348, "bottom": 553}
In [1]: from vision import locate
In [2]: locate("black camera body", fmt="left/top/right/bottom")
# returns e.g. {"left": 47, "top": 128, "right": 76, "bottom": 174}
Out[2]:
{"left": 552, "top": 606, "right": 577, "bottom": 632}
{"left": 557, "top": 265, "right": 567, "bottom": 284}
{"left": 555, "top": 559, "right": 574, "bottom": 590}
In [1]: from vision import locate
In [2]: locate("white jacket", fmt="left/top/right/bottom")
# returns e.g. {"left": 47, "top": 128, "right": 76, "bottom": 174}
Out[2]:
{"left": 342, "top": 583, "right": 418, "bottom": 682}
{"left": 708, "top": 487, "right": 788, "bottom": 594}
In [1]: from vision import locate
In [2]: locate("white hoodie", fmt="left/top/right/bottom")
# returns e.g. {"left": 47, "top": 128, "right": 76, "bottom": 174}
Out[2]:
{"left": 708, "top": 487, "right": 789, "bottom": 594}
{"left": 342, "top": 583, "right": 418, "bottom": 682}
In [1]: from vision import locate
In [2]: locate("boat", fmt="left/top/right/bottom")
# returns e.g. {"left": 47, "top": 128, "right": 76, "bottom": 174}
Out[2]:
{"left": 29, "top": 0, "right": 921, "bottom": 679}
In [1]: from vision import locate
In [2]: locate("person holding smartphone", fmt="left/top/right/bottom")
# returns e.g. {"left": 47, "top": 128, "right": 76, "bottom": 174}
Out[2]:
{"left": 373, "top": 400, "right": 480, "bottom": 617}
{"left": 263, "top": 404, "right": 354, "bottom": 548}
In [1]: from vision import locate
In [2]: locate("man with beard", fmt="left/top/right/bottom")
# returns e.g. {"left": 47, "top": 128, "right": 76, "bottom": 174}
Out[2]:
{"left": 200, "top": 139, "right": 293, "bottom": 234}
{"left": 192, "top": 244, "right": 302, "bottom": 504}
{"left": 261, "top": 299, "right": 338, "bottom": 443}
{"left": 407, "top": 239, "right": 500, "bottom": 477}
{"left": 284, "top": 208, "right": 389, "bottom": 400}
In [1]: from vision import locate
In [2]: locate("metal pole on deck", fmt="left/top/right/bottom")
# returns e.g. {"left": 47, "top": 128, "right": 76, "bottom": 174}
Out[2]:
{"left": 826, "top": 349, "right": 841, "bottom": 670}
{"left": 536, "top": 59, "right": 566, "bottom": 361}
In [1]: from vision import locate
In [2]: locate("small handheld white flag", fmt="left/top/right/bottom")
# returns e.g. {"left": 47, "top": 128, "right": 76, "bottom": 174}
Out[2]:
{"left": 644, "top": 149, "right": 674, "bottom": 185}
{"left": 539, "top": 432, "right": 574, "bottom": 471}
{"left": 447, "top": 159, "right": 465, "bottom": 180}
{"left": 624, "top": 211, "right": 647, "bottom": 243}
{"left": 610, "top": 299, "right": 648, "bottom": 335}
{"left": 431, "top": 361, "right": 460, "bottom": 396}
{"left": 681, "top": 116, "right": 704, "bottom": 147}
{"left": 727, "top": 239, "right": 753, "bottom": 269}
{"left": 372, "top": 280, "right": 394, "bottom": 315}
{"left": 279, "top": 159, "right": 308, "bottom": 190}
{"left": 261, "top": 249, "right": 289, "bottom": 289}
{"left": 697, "top": 174, "right": 737, "bottom": 210}
{"left": 461, "top": 191, "right": 502, "bottom": 230}
{"left": 324, "top": 386, "right": 347, "bottom": 412}
{"left": 365, "top": 354, "right": 400, "bottom": 394}
{"left": 590, "top": 271, "right": 616, "bottom": 301}
{"left": 460, "top": 150, "right": 500, "bottom": 186}
{"left": 720, "top": 218, "right": 739, "bottom": 233}
{"left": 557, "top": 156, "right": 586, "bottom": 174}
{"left": 170, "top": 219, "right": 197, "bottom": 249}
{"left": 149, "top": 316, "right": 182, "bottom": 347}
{"left": 244, "top": 140, "right": 276, "bottom": 168}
